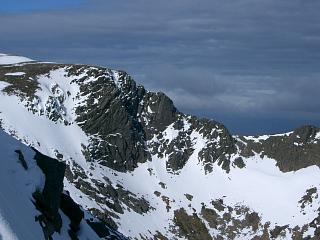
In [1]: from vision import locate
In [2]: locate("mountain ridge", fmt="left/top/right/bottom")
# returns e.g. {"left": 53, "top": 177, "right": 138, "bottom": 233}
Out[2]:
{"left": 0, "top": 54, "right": 320, "bottom": 239}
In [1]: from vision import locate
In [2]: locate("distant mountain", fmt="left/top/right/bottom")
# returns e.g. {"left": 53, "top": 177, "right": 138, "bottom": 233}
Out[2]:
{"left": 0, "top": 54, "right": 319, "bottom": 239}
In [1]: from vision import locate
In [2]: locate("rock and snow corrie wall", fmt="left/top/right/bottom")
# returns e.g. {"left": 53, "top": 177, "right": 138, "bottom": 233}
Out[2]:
{"left": 0, "top": 55, "right": 320, "bottom": 239}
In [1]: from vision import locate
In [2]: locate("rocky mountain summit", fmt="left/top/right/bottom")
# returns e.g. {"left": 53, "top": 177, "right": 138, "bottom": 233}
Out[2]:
{"left": 0, "top": 54, "right": 319, "bottom": 239}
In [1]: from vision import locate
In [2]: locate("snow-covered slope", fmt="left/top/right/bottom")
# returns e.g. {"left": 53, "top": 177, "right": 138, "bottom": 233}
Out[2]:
{"left": 0, "top": 129, "right": 44, "bottom": 240}
{"left": 0, "top": 129, "right": 105, "bottom": 240}
{"left": 0, "top": 54, "right": 319, "bottom": 239}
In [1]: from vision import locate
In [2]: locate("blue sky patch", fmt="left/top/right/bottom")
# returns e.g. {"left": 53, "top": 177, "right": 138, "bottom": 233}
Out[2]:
{"left": 0, "top": 0, "right": 85, "bottom": 13}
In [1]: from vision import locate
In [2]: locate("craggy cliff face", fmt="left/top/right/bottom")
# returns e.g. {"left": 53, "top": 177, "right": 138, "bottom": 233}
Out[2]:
{"left": 0, "top": 54, "right": 320, "bottom": 239}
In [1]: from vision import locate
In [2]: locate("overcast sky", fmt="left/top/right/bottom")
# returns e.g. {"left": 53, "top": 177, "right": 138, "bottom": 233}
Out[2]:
{"left": 1, "top": 0, "right": 320, "bottom": 134}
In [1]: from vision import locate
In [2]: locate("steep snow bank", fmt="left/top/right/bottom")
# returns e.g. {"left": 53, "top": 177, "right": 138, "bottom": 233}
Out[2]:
{"left": 0, "top": 130, "right": 44, "bottom": 239}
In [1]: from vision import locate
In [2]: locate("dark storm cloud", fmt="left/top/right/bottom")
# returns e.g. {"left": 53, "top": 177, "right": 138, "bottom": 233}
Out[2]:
{"left": 1, "top": 0, "right": 320, "bottom": 134}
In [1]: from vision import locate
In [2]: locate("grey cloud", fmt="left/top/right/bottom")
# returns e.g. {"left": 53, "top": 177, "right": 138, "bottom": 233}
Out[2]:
{"left": 0, "top": 0, "right": 320, "bottom": 133}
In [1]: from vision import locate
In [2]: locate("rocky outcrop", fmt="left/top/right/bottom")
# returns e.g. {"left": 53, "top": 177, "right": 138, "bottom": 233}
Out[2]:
{"left": 173, "top": 208, "right": 212, "bottom": 240}
{"left": 31, "top": 148, "right": 126, "bottom": 240}
{"left": 74, "top": 68, "right": 150, "bottom": 172}
{"left": 0, "top": 62, "right": 236, "bottom": 174}
{"left": 60, "top": 192, "right": 84, "bottom": 239}
{"left": 32, "top": 149, "right": 66, "bottom": 239}
{"left": 238, "top": 125, "right": 320, "bottom": 172}
{"left": 65, "top": 161, "right": 151, "bottom": 230}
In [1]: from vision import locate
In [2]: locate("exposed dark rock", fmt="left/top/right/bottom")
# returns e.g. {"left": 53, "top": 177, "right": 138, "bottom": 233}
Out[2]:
{"left": 173, "top": 208, "right": 212, "bottom": 240}
{"left": 253, "top": 223, "right": 270, "bottom": 240}
{"left": 200, "top": 202, "right": 265, "bottom": 239}
{"left": 211, "top": 199, "right": 225, "bottom": 212}
{"left": 143, "top": 92, "right": 178, "bottom": 134}
{"left": 245, "top": 212, "right": 260, "bottom": 232}
{"left": 89, "top": 208, "right": 119, "bottom": 231}
{"left": 185, "top": 194, "right": 193, "bottom": 201}
{"left": 299, "top": 187, "right": 318, "bottom": 210}
{"left": 161, "top": 195, "right": 172, "bottom": 212}
{"left": 147, "top": 114, "right": 236, "bottom": 173}
{"left": 309, "top": 210, "right": 320, "bottom": 239}
{"left": 238, "top": 125, "right": 320, "bottom": 172}
{"left": 153, "top": 231, "right": 168, "bottom": 240}
{"left": 159, "top": 182, "right": 167, "bottom": 189}
{"left": 74, "top": 68, "right": 150, "bottom": 172}
{"left": 196, "top": 119, "right": 236, "bottom": 173}
{"left": 15, "top": 149, "right": 28, "bottom": 170}
{"left": 60, "top": 192, "right": 84, "bottom": 239}
{"left": 270, "top": 225, "right": 289, "bottom": 239}
{"left": 0, "top": 63, "right": 56, "bottom": 100}
{"left": 86, "top": 219, "right": 127, "bottom": 240}
{"left": 86, "top": 220, "right": 111, "bottom": 238}
{"left": 201, "top": 206, "right": 219, "bottom": 229}
{"left": 65, "top": 159, "right": 152, "bottom": 231}
{"left": 233, "top": 157, "right": 245, "bottom": 169}
{"left": 32, "top": 148, "right": 66, "bottom": 239}
{"left": 154, "top": 191, "right": 161, "bottom": 197}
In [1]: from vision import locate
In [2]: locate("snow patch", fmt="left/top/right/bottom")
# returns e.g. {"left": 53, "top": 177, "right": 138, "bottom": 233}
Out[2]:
{"left": 0, "top": 54, "right": 33, "bottom": 65}
{"left": 4, "top": 72, "right": 25, "bottom": 76}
